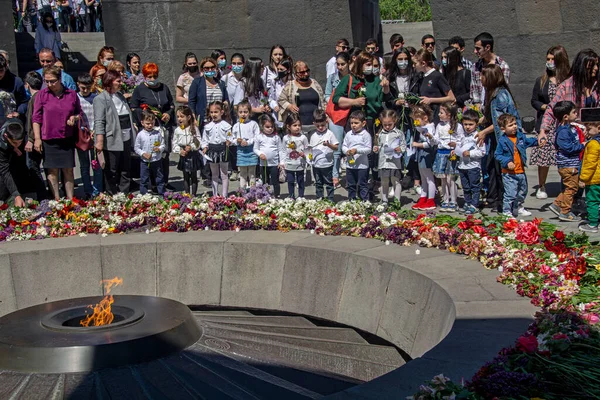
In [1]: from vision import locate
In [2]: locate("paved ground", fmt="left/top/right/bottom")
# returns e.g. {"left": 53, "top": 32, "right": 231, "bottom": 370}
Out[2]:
{"left": 71, "top": 149, "right": 596, "bottom": 237}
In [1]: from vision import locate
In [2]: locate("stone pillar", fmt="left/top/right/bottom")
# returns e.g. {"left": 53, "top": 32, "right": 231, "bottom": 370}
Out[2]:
{"left": 102, "top": 0, "right": 381, "bottom": 89}
{"left": 0, "top": 0, "right": 18, "bottom": 74}
{"left": 430, "top": 0, "right": 600, "bottom": 117}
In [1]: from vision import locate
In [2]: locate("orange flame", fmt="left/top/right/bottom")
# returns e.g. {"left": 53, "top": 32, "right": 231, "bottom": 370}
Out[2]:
{"left": 80, "top": 277, "right": 123, "bottom": 327}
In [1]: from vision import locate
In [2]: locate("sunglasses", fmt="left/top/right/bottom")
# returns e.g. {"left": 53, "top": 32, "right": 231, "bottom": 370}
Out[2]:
{"left": 339, "top": 45, "right": 349, "bottom": 50}
{"left": 45, "top": 79, "right": 59, "bottom": 85}
{"left": 296, "top": 69, "right": 310, "bottom": 75}
{"left": 424, "top": 42, "right": 436, "bottom": 47}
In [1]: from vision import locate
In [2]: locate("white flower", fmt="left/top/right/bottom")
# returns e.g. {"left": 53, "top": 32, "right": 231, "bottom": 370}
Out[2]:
{"left": 145, "top": 229, "right": 150, "bottom": 234}
{"left": 204, "top": 226, "right": 210, "bottom": 231}
{"left": 235, "top": 227, "right": 240, "bottom": 232}
{"left": 310, "top": 229, "right": 315, "bottom": 234}
{"left": 527, "top": 273, "right": 534, "bottom": 279}
{"left": 79, "top": 233, "right": 87, "bottom": 237}
{"left": 415, "top": 249, "right": 420, "bottom": 255}
{"left": 498, "top": 266, "right": 504, "bottom": 272}
{"left": 385, "top": 240, "right": 391, "bottom": 246}
{"left": 101, "top": 233, "right": 108, "bottom": 237}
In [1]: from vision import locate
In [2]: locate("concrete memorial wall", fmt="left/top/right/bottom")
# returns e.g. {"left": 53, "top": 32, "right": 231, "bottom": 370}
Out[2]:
{"left": 431, "top": 0, "right": 600, "bottom": 117}
{"left": 102, "top": 0, "right": 381, "bottom": 89}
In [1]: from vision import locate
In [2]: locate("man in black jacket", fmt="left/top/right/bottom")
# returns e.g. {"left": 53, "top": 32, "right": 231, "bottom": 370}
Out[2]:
{"left": 0, "top": 118, "right": 32, "bottom": 207}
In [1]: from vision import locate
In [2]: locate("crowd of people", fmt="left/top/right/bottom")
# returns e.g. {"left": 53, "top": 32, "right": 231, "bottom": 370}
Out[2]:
{"left": 14, "top": 0, "right": 104, "bottom": 33}
{"left": 1, "top": 31, "right": 600, "bottom": 233}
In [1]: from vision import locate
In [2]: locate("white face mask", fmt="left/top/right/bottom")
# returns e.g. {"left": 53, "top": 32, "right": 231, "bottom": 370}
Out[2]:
{"left": 372, "top": 67, "right": 380, "bottom": 76}
{"left": 546, "top": 61, "right": 556, "bottom": 71}
{"left": 46, "top": 22, "right": 53, "bottom": 29}
{"left": 397, "top": 60, "right": 409, "bottom": 70}
{"left": 363, "top": 66, "right": 373, "bottom": 76}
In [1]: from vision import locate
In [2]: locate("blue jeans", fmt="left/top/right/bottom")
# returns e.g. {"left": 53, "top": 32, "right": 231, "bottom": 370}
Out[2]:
{"left": 329, "top": 122, "right": 345, "bottom": 179}
{"left": 286, "top": 170, "right": 305, "bottom": 199}
{"left": 77, "top": 148, "right": 103, "bottom": 196}
{"left": 140, "top": 160, "right": 164, "bottom": 195}
{"left": 313, "top": 166, "right": 334, "bottom": 201}
{"left": 502, "top": 173, "right": 527, "bottom": 215}
{"left": 347, "top": 168, "right": 369, "bottom": 201}
{"left": 458, "top": 167, "right": 481, "bottom": 208}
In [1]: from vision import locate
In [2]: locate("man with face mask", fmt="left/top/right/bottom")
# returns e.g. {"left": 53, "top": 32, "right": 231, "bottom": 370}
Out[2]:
{"left": 35, "top": 48, "right": 76, "bottom": 90}
{"left": 469, "top": 32, "right": 510, "bottom": 106}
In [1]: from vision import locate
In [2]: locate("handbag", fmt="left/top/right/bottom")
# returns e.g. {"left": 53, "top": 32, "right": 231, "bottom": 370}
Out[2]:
{"left": 326, "top": 75, "right": 353, "bottom": 126}
{"left": 75, "top": 115, "right": 92, "bottom": 152}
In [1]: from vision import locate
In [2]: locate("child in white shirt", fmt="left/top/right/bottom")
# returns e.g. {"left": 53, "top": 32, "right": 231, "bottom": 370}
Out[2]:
{"left": 134, "top": 110, "right": 165, "bottom": 195}
{"left": 233, "top": 100, "right": 259, "bottom": 190}
{"left": 455, "top": 109, "right": 486, "bottom": 215}
{"left": 173, "top": 105, "right": 201, "bottom": 196}
{"left": 309, "top": 110, "right": 339, "bottom": 201}
{"left": 373, "top": 110, "right": 407, "bottom": 204}
{"left": 281, "top": 114, "right": 309, "bottom": 199}
{"left": 253, "top": 114, "right": 283, "bottom": 197}
{"left": 342, "top": 110, "right": 372, "bottom": 201}
{"left": 201, "top": 101, "right": 232, "bottom": 197}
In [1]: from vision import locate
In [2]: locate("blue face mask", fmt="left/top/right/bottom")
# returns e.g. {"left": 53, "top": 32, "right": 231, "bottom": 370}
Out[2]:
{"left": 204, "top": 71, "right": 217, "bottom": 79}
{"left": 146, "top": 79, "right": 157, "bottom": 86}
{"left": 232, "top": 65, "right": 243, "bottom": 74}
{"left": 442, "top": 59, "right": 448, "bottom": 67}
{"left": 218, "top": 59, "right": 226, "bottom": 68}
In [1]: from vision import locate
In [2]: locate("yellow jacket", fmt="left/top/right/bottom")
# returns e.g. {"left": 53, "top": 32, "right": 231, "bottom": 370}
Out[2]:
{"left": 580, "top": 139, "right": 600, "bottom": 185}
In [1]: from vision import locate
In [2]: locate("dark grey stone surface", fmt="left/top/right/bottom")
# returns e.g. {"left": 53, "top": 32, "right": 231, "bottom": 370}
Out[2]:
{"left": 102, "top": 0, "right": 381, "bottom": 89}
{"left": 0, "top": 1, "right": 18, "bottom": 73}
{"left": 430, "top": 0, "right": 600, "bottom": 117}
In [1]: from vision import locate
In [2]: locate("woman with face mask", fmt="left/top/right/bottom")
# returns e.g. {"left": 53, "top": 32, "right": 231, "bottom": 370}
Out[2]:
{"left": 529, "top": 45, "right": 570, "bottom": 199}
{"left": 441, "top": 46, "right": 471, "bottom": 108}
{"left": 268, "top": 56, "right": 293, "bottom": 129}
{"left": 332, "top": 51, "right": 393, "bottom": 197}
{"left": 176, "top": 53, "right": 201, "bottom": 105}
{"left": 221, "top": 53, "right": 245, "bottom": 111}
{"left": 34, "top": 12, "right": 62, "bottom": 59}
{"left": 211, "top": 50, "right": 228, "bottom": 79}
{"left": 188, "top": 57, "right": 230, "bottom": 130}
{"left": 130, "top": 62, "right": 176, "bottom": 188}
{"left": 325, "top": 51, "right": 351, "bottom": 187}
{"left": 90, "top": 65, "right": 106, "bottom": 94}
{"left": 92, "top": 46, "right": 115, "bottom": 72}
{"left": 263, "top": 45, "right": 287, "bottom": 94}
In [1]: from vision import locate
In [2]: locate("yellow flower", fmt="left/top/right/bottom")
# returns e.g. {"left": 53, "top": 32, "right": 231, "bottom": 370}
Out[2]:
{"left": 180, "top": 125, "right": 185, "bottom": 130}
{"left": 308, "top": 153, "right": 313, "bottom": 161}
{"left": 288, "top": 141, "right": 296, "bottom": 149}
{"left": 153, "top": 141, "right": 160, "bottom": 147}
{"left": 595, "top": 264, "right": 600, "bottom": 272}
{"left": 413, "top": 119, "right": 421, "bottom": 127}
{"left": 375, "top": 118, "right": 381, "bottom": 127}
{"left": 449, "top": 129, "right": 454, "bottom": 135}
{"left": 227, "top": 131, "right": 232, "bottom": 137}
{"left": 239, "top": 118, "right": 245, "bottom": 124}
{"left": 349, "top": 158, "right": 355, "bottom": 165}
{"left": 108, "top": 227, "right": 116, "bottom": 233}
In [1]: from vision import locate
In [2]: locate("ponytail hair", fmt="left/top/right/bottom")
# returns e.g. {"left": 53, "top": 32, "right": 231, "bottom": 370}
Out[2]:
{"left": 205, "top": 101, "right": 231, "bottom": 124}
{"left": 378, "top": 109, "right": 398, "bottom": 133}
{"left": 440, "top": 102, "right": 458, "bottom": 133}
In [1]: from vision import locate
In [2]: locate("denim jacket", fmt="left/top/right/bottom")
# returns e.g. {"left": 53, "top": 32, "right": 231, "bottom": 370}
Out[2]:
{"left": 490, "top": 88, "right": 523, "bottom": 139}
{"left": 494, "top": 131, "right": 538, "bottom": 169}
{"left": 324, "top": 72, "right": 341, "bottom": 103}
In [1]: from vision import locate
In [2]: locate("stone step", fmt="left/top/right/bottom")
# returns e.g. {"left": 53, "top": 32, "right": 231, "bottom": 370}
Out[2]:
{"left": 198, "top": 333, "right": 401, "bottom": 382}
{"left": 202, "top": 326, "right": 403, "bottom": 367}
{"left": 193, "top": 310, "right": 254, "bottom": 316}
{"left": 200, "top": 319, "right": 368, "bottom": 344}
{"left": 162, "top": 350, "right": 317, "bottom": 400}
{"left": 193, "top": 314, "right": 316, "bottom": 327}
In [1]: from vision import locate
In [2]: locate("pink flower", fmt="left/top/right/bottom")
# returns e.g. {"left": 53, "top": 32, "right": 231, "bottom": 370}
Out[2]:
{"left": 552, "top": 333, "right": 568, "bottom": 340}
{"left": 540, "top": 264, "right": 552, "bottom": 275}
{"left": 516, "top": 335, "right": 538, "bottom": 353}
{"left": 514, "top": 220, "right": 540, "bottom": 245}
{"left": 582, "top": 313, "right": 600, "bottom": 324}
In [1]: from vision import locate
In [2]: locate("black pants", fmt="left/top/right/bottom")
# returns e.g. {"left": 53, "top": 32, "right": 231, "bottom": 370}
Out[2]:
{"left": 313, "top": 166, "right": 334, "bottom": 201}
{"left": 103, "top": 140, "right": 131, "bottom": 194}
{"left": 260, "top": 165, "right": 280, "bottom": 197}
{"left": 26, "top": 150, "right": 49, "bottom": 200}
{"left": 485, "top": 135, "right": 503, "bottom": 211}
{"left": 58, "top": 6, "right": 71, "bottom": 31}
{"left": 286, "top": 170, "right": 304, "bottom": 199}
{"left": 228, "top": 145, "right": 238, "bottom": 172}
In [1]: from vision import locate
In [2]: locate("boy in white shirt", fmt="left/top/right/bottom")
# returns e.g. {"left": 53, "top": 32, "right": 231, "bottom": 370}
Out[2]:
{"left": 134, "top": 110, "right": 165, "bottom": 195}
{"left": 309, "top": 110, "right": 339, "bottom": 201}
{"left": 342, "top": 110, "right": 371, "bottom": 201}
{"left": 455, "top": 109, "right": 486, "bottom": 215}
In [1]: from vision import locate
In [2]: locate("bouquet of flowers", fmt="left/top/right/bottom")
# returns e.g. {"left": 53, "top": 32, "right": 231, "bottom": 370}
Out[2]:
{"left": 458, "top": 101, "right": 483, "bottom": 122}
{"left": 0, "top": 90, "right": 17, "bottom": 116}
{"left": 122, "top": 74, "right": 144, "bottom": 94}
{"left": 397, "top": 91, "right": 422, "bottom": 105}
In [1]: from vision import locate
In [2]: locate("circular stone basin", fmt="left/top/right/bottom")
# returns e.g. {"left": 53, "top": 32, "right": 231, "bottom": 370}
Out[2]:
{"left": 41, "top": 304, "right": 145, "bottom": 331}
{"left": 0, "top": 295, "right": 201, "bottom": 374}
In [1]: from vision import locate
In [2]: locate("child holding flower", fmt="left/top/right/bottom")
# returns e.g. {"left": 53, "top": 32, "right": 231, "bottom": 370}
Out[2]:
{"left": 254, "top": 114, "right": 283, "bottom": 197}
{"left": 410, "top": 104, "right": 437, "bottom": 211}
{"left": 456, "top": 109, "right": 486, "bottom": 215}
{"left": 373, "top": 109, "right": 406, "bottom": 204}
{"left": 234, "top": 100, "right": 260, "bottom": 190}
{"left": 308, "top": 109, "right": 339, "bottom": 201}
{"left": 281, "top": 113, "right": 309, "bottom": 199}
{"left": 342, "top": 110, "right": 372, "bottom": 201}
{"left": 201, "top": 101, "right": 232, "bottom": 197}
{"left": 134, "top": 110, "right": 165, "bottom": 195}
{"left": 173, "top": 106, "right": 201, "bottom": 196}
{"left": 432, "top": 102, "right": 464, "bottom": 212}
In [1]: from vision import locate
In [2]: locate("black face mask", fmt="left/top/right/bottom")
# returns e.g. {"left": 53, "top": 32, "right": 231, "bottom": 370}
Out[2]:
{"left": 297, "top": 76, "right": 310, "bottom": 82}
{"left": 278, "top": 71, "right": 287, "bottom": 80}
{"left": 188, "top": 65, "right": 199, "bottom": 73}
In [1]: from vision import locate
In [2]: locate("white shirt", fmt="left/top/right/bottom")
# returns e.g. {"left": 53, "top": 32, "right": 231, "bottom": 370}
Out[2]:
{"left": 326, "top": 56, "right": 337, "bottom": 80}
{"left": 342, "top": 129, "right": 371, "bottom": 169}
{"left": 111, "top": 93, "right": 131, "bottom": 141}
{"left": 308, "top": 129, "right": 338, "bottom": 168}
{"left": 433, "top": 121, "right": 465, "bottom": 150}
{"left": 281, "top": 134, "right": 309, "bottom": 171}
{"left": 221, "top": 72, "right": 243, "bottom": 106}
{"left": 134, "top": 129, "right": 165, "bottom": 163}
{"left": 201, "top": 120, "right": 232, "bottom": 148}
{"left": 173, "top": 126, "right": 200, "bottom": 153}
{"left": 253, "top": 133, "right": 283, "bottom": 167}
{"left": 376, "top": 128, "right": 407, "bottom": 170}
{"left": 456, "top": 131, "right": 486, "bottom": 170}
{"left": 232, "top": 120, "right": 259, "bottom": 146}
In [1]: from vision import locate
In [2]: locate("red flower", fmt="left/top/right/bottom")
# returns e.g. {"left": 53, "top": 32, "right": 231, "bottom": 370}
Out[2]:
{"left": 263, "top": 90, "right": 269, "bottom": 97}
{"left": 353, "top": 82, "right": 364, "bottom": 91}
{"left": 0, "top": 203, "right": 8, "bottom": 210}
{"left": 514, "top": 220, "right": 540, "bottom": 245}
{"left": 553, "top": 230, "right": 566, "bottom": 242}
{"left": 171, "top": 204, "right": 180, "bottom": 210}
{"left": 270, "top": 213, "right": 276, "bottom": 219}
{"left": 472, "top": 225, "right": 486, "bottom": 235}
{"left": 516, "top": 335, "right": 538, "bottom": 353}
{"left": 141, "top": 104, "right": 149, "bottom": 110}
{"left": 503, "top": 218, "right": 519, "bottom": 233}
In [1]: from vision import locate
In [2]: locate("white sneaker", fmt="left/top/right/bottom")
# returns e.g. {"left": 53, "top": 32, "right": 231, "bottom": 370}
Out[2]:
{"left": 518, "top": 207, "right": 532, "bottom": 216}
{"left": 388, "top": 187, "right": 395, "bottom": 197}
{"left": 415, "top": 185, "right": 423, "bottom": 195}
{"left": 536, "top": 188, "right": 548, "bottom": 199}
{"left": 502, "top": 212, "right": 514, "bottom": 218}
